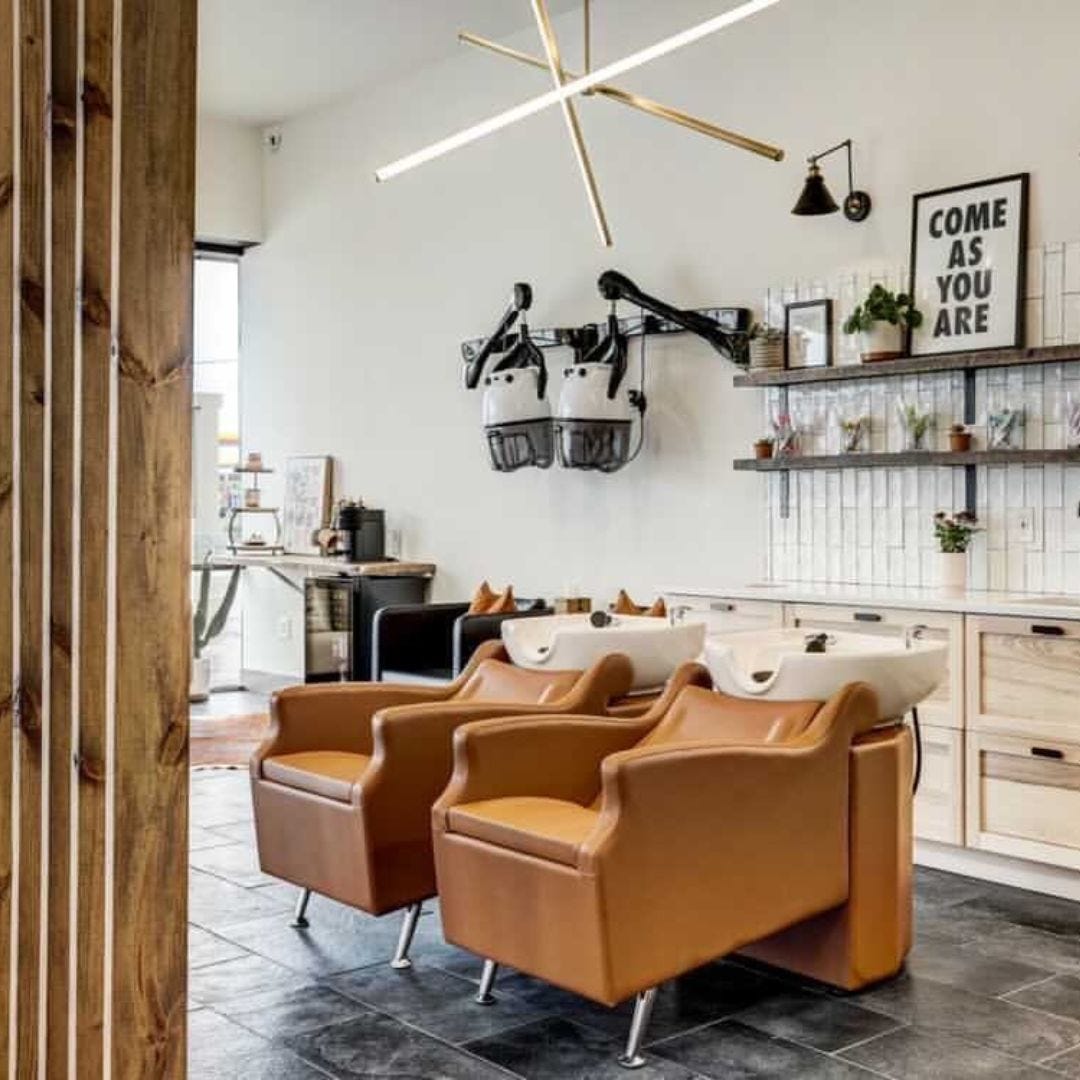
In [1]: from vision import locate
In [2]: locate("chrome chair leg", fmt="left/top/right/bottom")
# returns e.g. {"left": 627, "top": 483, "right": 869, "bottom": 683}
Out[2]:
{"left": 290, "top": 888, "right": 312, "bottom": 929}
{"left": 475, "top": 959, "right": 499, "bottom": 1005}
{"left": 390, "top": 902, "right": 423, "bottom": 970}
{"left": 619, "top": 987, "right": 658, "bottom": 1069}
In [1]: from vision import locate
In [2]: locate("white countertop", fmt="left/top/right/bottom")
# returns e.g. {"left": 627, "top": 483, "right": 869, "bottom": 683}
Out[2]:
{"left": 211, "top": 553, "right": 436, "bottom": 577}
{"left": 662, "top": 581, "right": 1080, "bottom": 621}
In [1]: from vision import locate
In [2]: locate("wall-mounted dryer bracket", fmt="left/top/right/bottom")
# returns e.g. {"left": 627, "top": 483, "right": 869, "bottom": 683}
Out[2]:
{"left": 462, "top": 302, "right": 751, "bottom": 367}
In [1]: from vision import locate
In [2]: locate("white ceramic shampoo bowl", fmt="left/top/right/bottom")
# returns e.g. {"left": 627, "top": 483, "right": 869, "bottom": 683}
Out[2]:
{"left": 502, "top": 614, "right": 705, "bottom": 691}
{"left": 704, "top": 629, "right": 947, "bottom": 720}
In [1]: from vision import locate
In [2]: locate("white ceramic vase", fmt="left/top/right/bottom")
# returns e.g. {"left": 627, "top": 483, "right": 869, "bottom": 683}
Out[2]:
{"left": 937, "top": 551, "right": 968, "bottom": 594}
{"left": 189, "top": 654, "right": 211, "bottom": 703}
{"left": 859, "top": 323, "right": 903, "bottom": 363}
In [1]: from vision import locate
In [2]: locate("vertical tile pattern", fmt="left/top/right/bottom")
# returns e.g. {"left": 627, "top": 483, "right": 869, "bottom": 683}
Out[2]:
{"left": 763, "top": 247, "right": 1080, "bottom": 592}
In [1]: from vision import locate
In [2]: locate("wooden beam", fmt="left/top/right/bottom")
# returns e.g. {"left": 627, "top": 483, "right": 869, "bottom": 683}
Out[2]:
{"left": 74, "top": 0, "right": 114, "bottom": 1070}
{"left": 16, "top": 0, "right": 49, "bottom": 1073}
{"left": 111, "top": 0, "right": 195, "bottom": 1075}
{"left": 0, "top": 0, "right": 15, "bottom": 1070}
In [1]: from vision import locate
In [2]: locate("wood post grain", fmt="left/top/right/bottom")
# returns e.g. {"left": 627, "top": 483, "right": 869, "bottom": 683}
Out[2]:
{"left": 1, "top": 0, "right": 196, "bottom": 1072}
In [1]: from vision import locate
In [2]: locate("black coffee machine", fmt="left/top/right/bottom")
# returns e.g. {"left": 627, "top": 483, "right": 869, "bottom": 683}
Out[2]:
{"left": 334, "top": 500, "right": 386, "bottom": 562}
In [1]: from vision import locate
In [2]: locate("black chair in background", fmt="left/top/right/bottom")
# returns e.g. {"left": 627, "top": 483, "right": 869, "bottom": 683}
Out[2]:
{"left": 371, "top": 597, "right": 552, "bottom": 682}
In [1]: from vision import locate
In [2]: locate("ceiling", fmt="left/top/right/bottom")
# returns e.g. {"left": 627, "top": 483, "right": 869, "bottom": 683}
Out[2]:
{"left": 198, "top": 0, "right": 581, "bottom": 125}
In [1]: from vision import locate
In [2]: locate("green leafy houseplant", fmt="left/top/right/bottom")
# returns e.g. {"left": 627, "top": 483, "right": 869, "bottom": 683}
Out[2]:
{"left": 842, "top": 284, "right": 924, "bottom": 335}
{"left": 933, "top": 511, "right": 981, "bottom": 553}
{"left": 193, "top": 558, "right": 241, "bottom": 660}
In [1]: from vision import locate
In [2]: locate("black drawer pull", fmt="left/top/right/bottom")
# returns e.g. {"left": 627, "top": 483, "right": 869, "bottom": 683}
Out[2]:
{"left": 1031, "top": 624, "right": 1065, "bottom": 636}
{"left": 710, "top": 602, "right": 735, "bottom": 613}
{"left": 853, "top": 612, "right": 882, "bottom": 623}
{"left": 1031, "top": 746, "right": 1065, "bottom": 760}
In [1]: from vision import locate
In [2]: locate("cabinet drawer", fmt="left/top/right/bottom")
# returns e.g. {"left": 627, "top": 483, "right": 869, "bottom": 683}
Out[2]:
{"left": 967, "top": 615, "right": 1080, "bottom": 743}
{"left": 787, "top": 604, "right": 963, "bottom": 729}
{"left": 966, "top": 731, "right": 1080, "bottom": 871}
{"left": 914, "top": 724, "right": 963, "bottom": 845}
{"left": 665, "top": 594, "right": 783, "bottom": 636}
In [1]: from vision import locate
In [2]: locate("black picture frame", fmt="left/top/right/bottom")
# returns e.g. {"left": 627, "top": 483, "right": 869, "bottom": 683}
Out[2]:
{"left": 784, "top": 299, "right": 833, "bottom": 370}
{"left": 908, "top": 172, "right": 1029, "bottom": 357}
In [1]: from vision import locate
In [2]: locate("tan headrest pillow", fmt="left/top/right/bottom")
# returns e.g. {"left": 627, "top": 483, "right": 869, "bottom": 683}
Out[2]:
{"left": 612, "top": 589, "right": 666, "bottom": 619}
{"left": 468, "top": 582, "right": 517, "bottom": 615}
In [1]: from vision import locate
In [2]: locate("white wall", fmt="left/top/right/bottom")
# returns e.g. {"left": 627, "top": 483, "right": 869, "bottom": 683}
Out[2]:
{"left": 238, "top": 0, "right": 1080, "bottom": 669}
{"left": 196, "top": 116, "right": 265, "bottom": 244}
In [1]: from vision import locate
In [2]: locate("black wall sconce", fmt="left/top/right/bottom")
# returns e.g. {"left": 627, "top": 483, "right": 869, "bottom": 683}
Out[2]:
{"left": 792, "top": 139, "right": 871, "bottom": 223}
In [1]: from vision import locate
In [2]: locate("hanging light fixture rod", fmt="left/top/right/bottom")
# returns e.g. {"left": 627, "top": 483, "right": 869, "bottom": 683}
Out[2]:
{"left": 374, "top": 0, "right": 785, "bottom": 182}
{"left": 530, "top": 0, "right": 612, "bottom": 246}
{"left": 457, "top": 31, "right": 784, "bottom": 162}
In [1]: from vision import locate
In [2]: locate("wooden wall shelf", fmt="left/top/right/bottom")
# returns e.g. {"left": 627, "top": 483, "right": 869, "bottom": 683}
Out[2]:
{"left": 734, "top": 344, "right": 1080, "bottom": 388}
{"left": 735, "top": 448, "right": 1080, "bottom": 472}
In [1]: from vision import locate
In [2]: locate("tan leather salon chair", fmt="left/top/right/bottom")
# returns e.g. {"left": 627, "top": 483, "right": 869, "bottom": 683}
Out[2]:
{"left": 432, "top": 664, "right": 911, "bottom": 1068}
{"left": 250, "top": 641, "right": 633, "bottom": 968}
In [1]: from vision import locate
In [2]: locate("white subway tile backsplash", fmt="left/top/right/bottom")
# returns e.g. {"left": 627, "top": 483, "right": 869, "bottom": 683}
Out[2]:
{"left": 762, "top": 244, "right": 1080, "bottom": 593}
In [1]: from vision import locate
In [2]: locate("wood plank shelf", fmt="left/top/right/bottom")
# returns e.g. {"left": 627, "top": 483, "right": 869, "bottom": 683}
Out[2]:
{"left": 734, "top": 344, "right": 1080, "bottom": 388}
{"left": 734, "top": 448, "right": 1080, "bottom": 472}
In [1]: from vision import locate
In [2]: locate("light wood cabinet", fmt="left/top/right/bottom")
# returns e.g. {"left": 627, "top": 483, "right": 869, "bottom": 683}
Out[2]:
{"left": 786, "top": 603, "right": 964, "bottom": 730}
{"left": 915, "top": 724, "right": 965, "bottom": 845}
{"left": 665, "top": 593, "right": 783, "bottom": 636}
{"left": 967, "top": 731, "right": 1080, "bottom": 870}
{"left": 966, "top": 614, "right": 1080, "bottom": 743}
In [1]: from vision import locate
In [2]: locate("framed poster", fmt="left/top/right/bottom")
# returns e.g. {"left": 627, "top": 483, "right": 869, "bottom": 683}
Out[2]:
{"left": 784, "top": 299, "right": 832, "bottom": 370}
{"left": 282, "top": 455, "right": 334, "bottom": 554}
{"left": 909, "top": 173, "right": 1028, "bottom": 356}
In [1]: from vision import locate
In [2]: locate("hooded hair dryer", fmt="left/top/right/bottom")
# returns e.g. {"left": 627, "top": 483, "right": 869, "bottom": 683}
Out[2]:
{"left": 468, "top": 283, "right": 554, "bottom": 472}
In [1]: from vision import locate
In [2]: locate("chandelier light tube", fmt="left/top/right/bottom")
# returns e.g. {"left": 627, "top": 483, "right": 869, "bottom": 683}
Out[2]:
{"left": 530, "top": 0, "right": 612, "bottom": 246}
{"left": 374, "top": 0, "right": 785, "bottom": 182}
{"left": 457, "top": 31, "right": 784, "bottom": 162}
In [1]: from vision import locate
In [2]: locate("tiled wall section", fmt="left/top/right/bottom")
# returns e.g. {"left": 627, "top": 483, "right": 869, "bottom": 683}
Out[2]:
{"left": 763, "top": 243, "right": 1080, "bottom": 593}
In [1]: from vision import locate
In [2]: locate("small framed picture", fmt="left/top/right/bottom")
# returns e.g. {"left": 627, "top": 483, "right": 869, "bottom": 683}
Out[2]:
{"left": 784, "top": 299, "right": 833, "bottom": 369}
{"left": 909, "top": 173, "right": 1028, "bottom": 356}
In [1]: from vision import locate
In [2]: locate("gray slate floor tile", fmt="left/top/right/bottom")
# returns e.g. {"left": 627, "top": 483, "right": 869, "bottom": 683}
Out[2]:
{"left": 188, "top": 925, "right": 249, "bottom": 969}
{"left": 1006, "top": 975, "right": 1080, "bottom": 1023}
{"left": 189, "top": 952, "right": 315, "bottom": 1007}
{"left": 840, "top": 1025, "right": 1059, "bottom": 1079}
{"left": 465, "top": 1017, "right": 697, "bottom": 1080}
{"left": 904, "top": 940, "right": 1054, "bottom": 995}
{"left": 962, "top": 925, "right": 1080, "bottom": 976}
{"left": 215, "top": 981, "right": 371, "bottom": 1039}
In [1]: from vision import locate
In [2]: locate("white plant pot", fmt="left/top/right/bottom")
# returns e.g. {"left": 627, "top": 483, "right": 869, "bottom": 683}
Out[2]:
{"left": 859, "top": 323, "right": 903, "bottom": 363}
{"left": 937, "top": 552, "right": 968, "bottom": 594}
{"left": 189, "top": 655, "right": 211, "bottom": 703}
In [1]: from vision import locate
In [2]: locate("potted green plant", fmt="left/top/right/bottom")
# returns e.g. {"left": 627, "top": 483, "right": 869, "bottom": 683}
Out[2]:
{"left": 838, "top": 414, "right": 868, "bottom": 453}
{"left": 748, "top": 322, "right": 785, "bottom": 370}
{"left": 897, "top": 400, "right": 933, "bottom": 451}
{"left": 842, "top": 284, "right": 923, "bottom": 363}
{"left": 948, "top": 423, "right": 972, "bottom": 452}
{"left": 933, "top": 510, "right": 980, "bottom": 593}
{"left": 191, "top": 557, "right": 242, "bottom": 702}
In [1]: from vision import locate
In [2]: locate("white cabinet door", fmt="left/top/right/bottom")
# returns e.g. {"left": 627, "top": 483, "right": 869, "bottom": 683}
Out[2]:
{"left": 665, "top": 594, "right": 783, "bottom": 636}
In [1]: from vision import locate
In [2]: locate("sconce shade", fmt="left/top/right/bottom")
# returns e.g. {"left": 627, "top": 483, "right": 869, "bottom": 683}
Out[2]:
{"left": 792, "top": 164, "right": 839, "bottom": 216}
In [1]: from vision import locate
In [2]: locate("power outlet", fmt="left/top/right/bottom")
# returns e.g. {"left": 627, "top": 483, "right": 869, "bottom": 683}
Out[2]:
{"left": 1007, "top": 508, "right": 1040, "bottom": 545}
{"left": 276, "top": 615, "right": 293, "bottom": 642}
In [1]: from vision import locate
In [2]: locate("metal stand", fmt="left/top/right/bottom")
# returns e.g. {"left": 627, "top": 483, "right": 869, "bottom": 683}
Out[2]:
{"left": 390, "top": 903, "right": 423, "bottom": 970}
{"left": 475, "top": 960, "right": 499, "bottom": 1005}
{"left": 290, "top": 888, "right": 312, "bottom": 929}
{"left": 619, "top": 987, "right": 658, "bottom": 1069}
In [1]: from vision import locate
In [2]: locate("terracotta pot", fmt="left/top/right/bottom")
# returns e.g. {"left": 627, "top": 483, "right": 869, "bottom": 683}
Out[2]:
{"left": 859, "top": 323, "right": 904, "bottom": 363}
{"left": 753, "top": 440, "right": 774, "bottom": 460}
{"left": 948, "top": 430, "right": 972, "bottom": 452}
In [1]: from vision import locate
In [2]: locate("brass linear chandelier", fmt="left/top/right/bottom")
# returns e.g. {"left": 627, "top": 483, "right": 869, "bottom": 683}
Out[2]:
{"left": 374, "top": 0, "right": 786, "bottom": 246}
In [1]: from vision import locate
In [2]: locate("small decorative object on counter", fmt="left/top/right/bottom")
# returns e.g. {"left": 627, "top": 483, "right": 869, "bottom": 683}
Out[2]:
{"left": 842, "top": 284, "right": 923, "bottom": 363}
{"left": 838, "top": 415, "right": 868, "bottom": 454}
{"left": 987, "top": 406, "right": 1023, "bottom": 449}
{"left": 554, "top": 596, "right": 592, "bottom": 614}
{"left": 245, "top": 450, "right": 264, "bottom": 471}
{"left": 1067, "top": 392, "right": 1080, "bottom": 449}
{"left": 753, "top": 436, "right": 775, "bottom": 460}
{"left": 748, "top": 322, "right": 785, "bottom": 370}
{"left": 244, "top": 486, "right": 261, "bottom": 509}
{"left": 897, "top": 400, "right": 933, "bottom": 451}
{"left": 948, "top": 423, "right": 972, "bottom": 452}
{"left": 771, "top": 412, "right": 799, "bottom": 457}
{"left": 933, "top": 510, "right": 980, "bottom": 594}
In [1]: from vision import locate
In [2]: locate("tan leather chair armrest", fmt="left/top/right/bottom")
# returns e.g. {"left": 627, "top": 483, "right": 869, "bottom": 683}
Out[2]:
{"left": 432, "top": 715, "right": 650, "bottom": 826}
{"left": 633, "top": 661, "right": 712, "bottom": 723}
{"left": 555, "top": 653, "right": 634, "bottom": 713}
{"left": 251, "top": 682, "right": 454, "bottom": 775}
{"left": 360, "top": 700, "right": 579, "bottom": 848}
